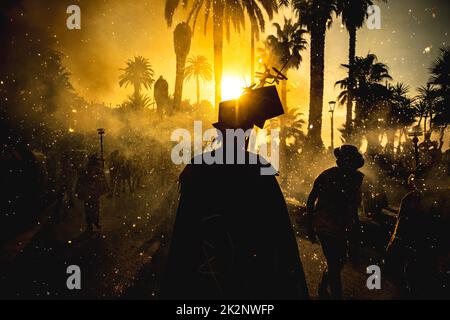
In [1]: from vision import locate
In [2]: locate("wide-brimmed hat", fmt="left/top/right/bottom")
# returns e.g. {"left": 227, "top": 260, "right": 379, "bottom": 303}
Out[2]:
{"left": 334, "top": 145, "right": 364, "bottom": 169}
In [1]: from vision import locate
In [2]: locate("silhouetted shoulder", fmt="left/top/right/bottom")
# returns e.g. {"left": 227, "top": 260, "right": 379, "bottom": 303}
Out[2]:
{"left": 319, "top": 167, "right": 364, "bottom": 179}
{"left": 315, "top": 167, "right": 338, "bottom": 184}
{"left": 352, "top": 170, "right": 365, "bottom": 185}
{"left": 179, "top": 150, "right": 277, "bottom": 189}
{"left": 355, "top": 170, "right": 364, "bottom": 180}
{"left": 321, "top": 167, "right": 339, "bottom": 176}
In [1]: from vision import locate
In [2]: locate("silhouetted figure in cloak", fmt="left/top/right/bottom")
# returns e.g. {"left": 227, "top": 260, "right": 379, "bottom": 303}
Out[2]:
{"left": 76, "top": 154, "right": 108, "bottom": 233}
{"left": 162, "top": 87, "right": 309, "bottom": 299}
{"left": 306, "top": 145, "right": 364, "bottom": 299}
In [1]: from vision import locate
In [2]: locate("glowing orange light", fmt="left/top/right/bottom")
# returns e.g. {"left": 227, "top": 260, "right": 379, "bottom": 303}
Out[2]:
{"left": 221, "top": 76, "right": 246, "bottom": 100}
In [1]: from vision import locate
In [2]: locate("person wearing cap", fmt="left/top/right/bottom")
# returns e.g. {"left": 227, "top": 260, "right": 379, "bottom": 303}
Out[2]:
{"left": 76, "top": 154, "right": 109, "bottom": 233}
{"left": 162, "top": 87, "right": 309, "bottom": 299}
{"left": 306, "top": 145, "right": 365, "bottom": 299}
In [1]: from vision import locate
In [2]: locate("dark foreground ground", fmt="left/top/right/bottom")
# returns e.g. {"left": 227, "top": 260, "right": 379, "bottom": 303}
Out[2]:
{"left": 0, "top": 176, "right": 401, "bottom": 300}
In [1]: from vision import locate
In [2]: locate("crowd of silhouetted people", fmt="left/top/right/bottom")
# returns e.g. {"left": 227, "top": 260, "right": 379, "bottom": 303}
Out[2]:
{"left": 1, "top": 126, "right": 449, "bottom": 299}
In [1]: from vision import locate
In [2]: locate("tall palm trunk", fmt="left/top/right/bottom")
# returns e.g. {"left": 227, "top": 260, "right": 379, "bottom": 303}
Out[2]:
{"left": 196, "top": 75, "right": 200, "bottom": 105}
{"left": 213, "top": 1, "right": 224, "bottom": 108}
{"left": 386, "top": 129, "right": 395, "bottom": 156}
{"left": 429, "top": 109, "right": 433, "bottom": 131}
{"left": 438, "top": 125, "right": 446, "bottom": 150}
{"left": 250, "top": 25, "right": 255, "bottom": 85}
{"left": 307, "top": 22, "right": 326, "bottom": 148}
{"left": 133, "top": 83, "right": 140, "bottom": 97}
{"left": 354, "top": 98, "right": 366, "bottom": 148}
{"left": 134, "top": 83, "right": 141, "bottom": 109}
{"left": 174, "top": 56, "right": 185, "bottom": 111}
{"left": 424, "top": 116, "right": 427, "bottom": 134}
{"left": 417, "top": 115, "right": 423, "bottom": 126}
{"left": 346, "top": 25, "right": 356, "bottom": 139}
{"left": 280, "top": 78, "right": 288, "bottom": 186}
{"left": 397, "top": 128, "right": 403, "bottom": 155}
{"left": 281, "top": 79, "right": 287, "bottom": 109}
{"left": 173, "top": 23, "right": 192, "bottom": 112}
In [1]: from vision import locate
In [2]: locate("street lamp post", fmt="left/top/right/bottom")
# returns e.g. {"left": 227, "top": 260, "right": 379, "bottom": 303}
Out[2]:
{"left": 329, "top": 101, "right": 336, "bottom": 151}
{"left": 407, "top": 126, "right": 423, "bottom": 170}
{"left": 97, "top": 128, "right": 105, "bottom": 169}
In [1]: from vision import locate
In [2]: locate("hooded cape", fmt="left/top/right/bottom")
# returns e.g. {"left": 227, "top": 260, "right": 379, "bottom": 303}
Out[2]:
{"left": 161, "top": 151, "right": 309, "bottom": 300}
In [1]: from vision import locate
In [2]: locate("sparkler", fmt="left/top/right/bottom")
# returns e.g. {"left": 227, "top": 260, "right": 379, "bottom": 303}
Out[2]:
{"left": 245, "top": 54, "right": 291, "bottom": 92}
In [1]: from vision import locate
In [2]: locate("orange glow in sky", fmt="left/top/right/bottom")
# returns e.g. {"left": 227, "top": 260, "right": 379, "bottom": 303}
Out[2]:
{"left": 221, "top": 76, "right": 248, "bottom": 101}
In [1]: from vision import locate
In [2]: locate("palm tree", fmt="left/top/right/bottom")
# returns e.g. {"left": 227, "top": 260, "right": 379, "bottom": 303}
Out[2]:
{"left": 387, "top": 82, "right": 415, "bottom": 155}
{"left": 429, "top": 47, "right": 450, "bottom": 93}
{"left": 414, "top": 100, "right": 428, "bottom": 128}
{"left": 336, "top": 0, "right": 375, "bottom": 139}
{"left": 241, "top": 1, "right": 280, "bottom": 84}
{"left": 165, "top": 0, "right": 245, "bottom": 108}
{"left": 280, "top": 106, "right": 306, "bottom": 188}
{"left": 429, "top": 46, "right": 450, "bottom": 148}
{"left": 185, "top": 55, "right": 213, "bottom": 105}
{"left": 165, "top": 1, "right": 285, "bottom": 107}
{"left": 173, "top": 22, "right": 192, "bottom": 112}
{"left": 292, "top": 0, "right": 339, "bottom": 149}
{"left": 260, "top": 18, "right": 307, "bottom": 185}
{"left": 336, "top": 53, "right": 391, "bottom": 126}
{"left": 284, "top": 107, "right": 306, "bottom": 167}
{"left": 416, "top": 83, "right": 438, "bottom": 133}
{"left": 335, "top": 53, "right": 391, "bottom": 150}
{"left": 119, "top": 56, "right": 155, "bottom": 110}
{"left": 262, "top": 17, "right": 307, "bottom": 108}
{"left": 413, "top": 99, "right": 433, "bottom": 145}
{"left": 42, "top": 50, "right": 73, "bottom": 114}
{"left": 125, "top": 93, "right": 153, "bottom": 110}
{"left": 284, "top": 107, "right": 307, "bottom": 149}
